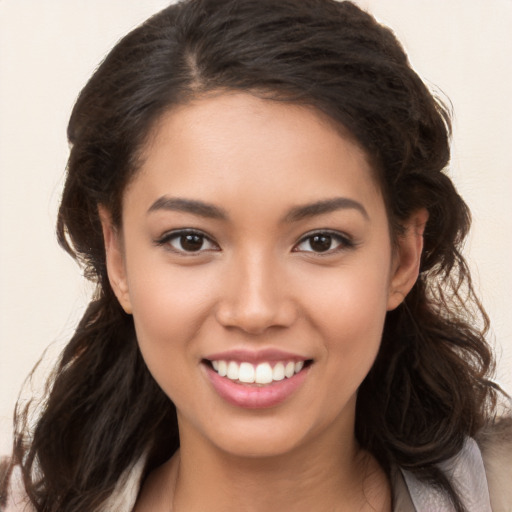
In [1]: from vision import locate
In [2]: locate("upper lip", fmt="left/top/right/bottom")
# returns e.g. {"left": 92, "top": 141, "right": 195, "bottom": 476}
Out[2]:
{"left": 204, "top": 348, "right": 310, "bottom": 364}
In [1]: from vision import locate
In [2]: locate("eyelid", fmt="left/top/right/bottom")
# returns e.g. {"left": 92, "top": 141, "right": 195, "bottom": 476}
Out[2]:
{"left": 154, "top": 228, "right": 220, "bottom": 254}
{"left": 293, "top": 229, "right": 355, "bottom": 254}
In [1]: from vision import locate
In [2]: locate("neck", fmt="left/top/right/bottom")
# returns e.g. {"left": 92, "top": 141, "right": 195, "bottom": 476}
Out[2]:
{"left": 171, "top": 422, "right": 390, "bottom": 512}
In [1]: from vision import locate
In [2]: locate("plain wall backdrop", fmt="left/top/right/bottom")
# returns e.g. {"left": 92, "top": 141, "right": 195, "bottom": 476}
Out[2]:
{"left": 1, "top": 0, "right": 511, "bottom": 455}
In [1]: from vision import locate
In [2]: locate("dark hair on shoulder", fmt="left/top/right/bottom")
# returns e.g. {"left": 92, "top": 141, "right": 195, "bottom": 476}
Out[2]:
{"left": 7, "top": 1, "right": 498, "bottom": 511}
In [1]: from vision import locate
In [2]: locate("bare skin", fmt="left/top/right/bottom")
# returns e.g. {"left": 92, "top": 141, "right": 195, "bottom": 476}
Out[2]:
{"left": 102, "top": 92, "right": 426, "bottom": 512}
{"left": 134, "top": 447, "right": 391, "bottom": 512}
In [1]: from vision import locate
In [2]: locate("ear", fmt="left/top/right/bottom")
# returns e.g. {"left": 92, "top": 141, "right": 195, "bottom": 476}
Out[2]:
{"left": 98, "top": 205, "right": 133, "bottom": 314}
{"left": 387, "top": 208, "right": 429, "bottom": 311}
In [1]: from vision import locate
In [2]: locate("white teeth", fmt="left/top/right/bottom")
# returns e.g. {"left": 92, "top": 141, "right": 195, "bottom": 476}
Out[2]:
{"left": 217, "top": 360, "right": 227, "bottom": 377}
{"left": 255, "top": 362, "right": 273, "bottom": 384}
{"left": 272, "top": 362, "right": 285, "bottom": 381}
{"left": 210, "top": 359, "right": 306, "bottom": 384}
{"left": 284, "top": 362, "right": 295, "bottom": 378}
{"left": 227, "top": 361, "right": 239, "bottom": 380}
{"left": 239, "top": 362, "right": 255, "bottom": 383}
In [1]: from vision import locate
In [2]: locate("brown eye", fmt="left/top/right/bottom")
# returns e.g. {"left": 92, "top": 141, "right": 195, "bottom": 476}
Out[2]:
{"left": 294, "top": 231, "right": 352, "bottom": 254}
{"left": 180, "top": 233, "right": 205, "bottom": 252}
{"left": 157, "top": 230, "right": 219, "bottom": 254}
{"left": 309, "top": 234, "right": 333, "bottom": 252}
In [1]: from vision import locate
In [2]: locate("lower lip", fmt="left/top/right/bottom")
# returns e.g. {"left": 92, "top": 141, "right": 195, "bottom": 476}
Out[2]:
{"left": 204, "top": 364, "right": 310, "bottom": 409}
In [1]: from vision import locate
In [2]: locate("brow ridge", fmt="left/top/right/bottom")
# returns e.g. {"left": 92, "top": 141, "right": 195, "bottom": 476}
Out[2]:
{"left": 147, "top": 196, "right": 368, "bottom": 223}
{"left": 147, "top": 196, "right": 227, "bottom": 219}
{"left": 283, "top": 197, "right": 369, "bottom": 223}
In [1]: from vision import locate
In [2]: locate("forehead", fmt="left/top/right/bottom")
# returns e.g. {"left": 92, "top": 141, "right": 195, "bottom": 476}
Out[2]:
{"left": 126, "top": 92, "right": 383, "bottom": 217}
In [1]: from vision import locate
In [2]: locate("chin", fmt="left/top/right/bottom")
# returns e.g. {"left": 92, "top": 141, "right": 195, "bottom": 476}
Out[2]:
{"left": 216, "top": 430, "right": 308, "bottom": 459}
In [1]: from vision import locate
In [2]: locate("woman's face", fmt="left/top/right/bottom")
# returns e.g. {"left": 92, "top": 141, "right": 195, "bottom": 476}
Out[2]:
{"left": 103, "top": 92, "right": 422, "bottom": 458}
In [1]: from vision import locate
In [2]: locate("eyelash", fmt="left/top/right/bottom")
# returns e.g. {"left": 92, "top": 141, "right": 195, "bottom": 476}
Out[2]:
{"left": 154, "top": 229, "right": 355, "bottom": 255}
{"left": 293, "top": 230, "right": 355, "bottom": 255}
{"left": 154, "top": 229, "right": 219, "bottom": 254}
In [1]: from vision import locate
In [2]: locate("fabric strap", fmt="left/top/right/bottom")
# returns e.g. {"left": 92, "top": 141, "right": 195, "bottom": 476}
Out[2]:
{"left": 401, "top": 437, "right": 492, "bottom": 511}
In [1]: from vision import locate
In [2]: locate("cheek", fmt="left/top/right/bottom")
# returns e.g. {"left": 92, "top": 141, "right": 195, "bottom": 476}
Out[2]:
{"left": 125, "top": 262, "right": 219, "bottom": 388}
{"left": 127, "top": 257, "right": 215, "bottom": 333}
{"left": 304, "top": 257, "right": 391, "bottom": 369}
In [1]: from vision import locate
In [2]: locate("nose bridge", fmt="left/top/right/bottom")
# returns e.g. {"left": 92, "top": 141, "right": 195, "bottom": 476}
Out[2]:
{"left": 217, "top": 246, "right": 294, "bottom": 333}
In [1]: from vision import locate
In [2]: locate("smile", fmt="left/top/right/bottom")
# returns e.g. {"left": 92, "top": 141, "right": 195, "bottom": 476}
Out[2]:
{"left": 211, "top": 360, "right": 305, "bottom": 385}
{"left": 203, "top": 354, "right": 312, "bottom": 409}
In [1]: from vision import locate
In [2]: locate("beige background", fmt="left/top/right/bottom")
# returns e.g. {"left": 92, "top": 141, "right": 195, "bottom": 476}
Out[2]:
{"left": 1, "top": 0, "right": 511, "bottom": 455}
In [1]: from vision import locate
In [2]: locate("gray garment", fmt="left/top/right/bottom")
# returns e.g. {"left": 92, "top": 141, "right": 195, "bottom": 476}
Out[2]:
{"left": 392, "top": 468, "right": 417, "bottom": 511}
{"left": 393, "top": 437, "right": 492, "bottom": 511}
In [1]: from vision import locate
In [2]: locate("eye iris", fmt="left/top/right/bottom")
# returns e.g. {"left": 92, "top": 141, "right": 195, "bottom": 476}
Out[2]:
{"left": 310, "top": 234, "right": 332, "bottom": 252}
{"left": 181, "top": 234, "right": 203, "bottom": 251}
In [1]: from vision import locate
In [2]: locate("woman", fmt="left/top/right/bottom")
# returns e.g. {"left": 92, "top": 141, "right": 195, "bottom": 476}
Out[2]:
{"left": 2, "top": 0, "right": 511, "bottom": 510}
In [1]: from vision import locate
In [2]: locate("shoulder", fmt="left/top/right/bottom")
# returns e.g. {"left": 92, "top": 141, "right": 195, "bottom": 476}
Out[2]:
{"left": 0, "top": 459, "right": 34, "bottom": 512}
{"left": 399, "top": 423, "right": 512, "bottom": 512}
{"left": 401, "top": 436, "right": 493, "bottom": 511}
{"left": 0, "top": 455, "right": 146, "bottom": 512}
{"left": 476, "top": 416, "right": 512, "bottom": 511}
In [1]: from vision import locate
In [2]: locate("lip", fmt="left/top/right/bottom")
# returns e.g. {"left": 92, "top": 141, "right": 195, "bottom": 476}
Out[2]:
{"left": 204, "top": 348, "right": 308, "bottom": 365}
{"left": 203, "top": 360, "right": 310, "bottom": 409}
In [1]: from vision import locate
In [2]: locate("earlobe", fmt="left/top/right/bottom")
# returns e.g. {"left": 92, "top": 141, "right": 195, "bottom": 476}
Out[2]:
{"left": 98, "top": 205, "right": 133, "bottom": 314}
{"left": 387, "top": 209, "right": 429, "bottom": 311}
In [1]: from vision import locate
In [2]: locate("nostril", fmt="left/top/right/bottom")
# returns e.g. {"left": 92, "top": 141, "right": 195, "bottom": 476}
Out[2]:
{"left": 215, "top": 299, "right": 298, "bottom": 334}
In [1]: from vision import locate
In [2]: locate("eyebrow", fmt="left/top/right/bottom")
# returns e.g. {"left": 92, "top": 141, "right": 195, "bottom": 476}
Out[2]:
{"left": 147, "top": 196, "right": 369, "bottom": 222}
{"left": 147, "top": 196, "right": 227, "bottom": 220}
{"left": 283, "top": 197, "right": 369, "bottom": 223}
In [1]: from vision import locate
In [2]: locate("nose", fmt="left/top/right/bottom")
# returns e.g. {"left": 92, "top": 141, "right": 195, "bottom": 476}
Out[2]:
{"left": 215, "top": 251, "right": 297, "bottom": 335}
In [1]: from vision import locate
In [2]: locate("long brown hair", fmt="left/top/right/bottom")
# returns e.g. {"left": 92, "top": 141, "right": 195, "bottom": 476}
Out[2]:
{"left": 3, "top": 1, "right": 498, "bottom": 510}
